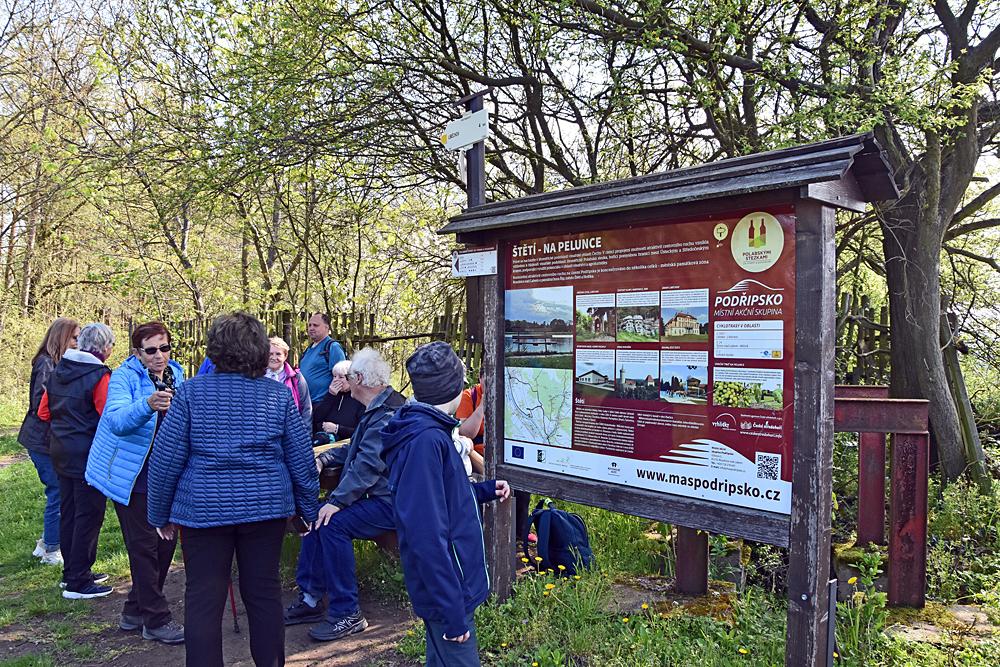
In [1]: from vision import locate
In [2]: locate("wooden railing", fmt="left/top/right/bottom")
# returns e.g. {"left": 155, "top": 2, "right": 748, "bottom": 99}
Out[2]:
{"left": 675, "top": 385, "right": 929, "bottom": 608}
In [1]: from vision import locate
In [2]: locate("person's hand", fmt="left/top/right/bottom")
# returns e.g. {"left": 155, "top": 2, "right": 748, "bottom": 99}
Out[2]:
{"left": 147, "top": 390, "right": 172, "bottom": 411}
{"left": 322, "top": 422, "right": 338, "bottom": 434}
{"left": 494, "top": 480, "right": 511, "bottom": 502}
{"left": 330, "top": 376, "right": 350, "bottom": 394}
{"left": 444, "top": 631, "right": 470, "bottom": 643}
{"left": 156, "top": 523, "right": 176, "bottom": 540}
{"left": 313, "top": 502, "right": 340, "bottom": 529}
{"left": 316, "top": 456, "right": 324, "bottom": 474}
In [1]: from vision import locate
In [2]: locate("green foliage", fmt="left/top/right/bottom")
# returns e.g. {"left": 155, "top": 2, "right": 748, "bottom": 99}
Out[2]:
{"left": 927, "top": 478, "right": 1000, "bottom": 602}
{"left": 836, "top": 548, "right": 890, "bottom": 663}
{"left": 400, "top": 570, "right": 788, "bottom": 666}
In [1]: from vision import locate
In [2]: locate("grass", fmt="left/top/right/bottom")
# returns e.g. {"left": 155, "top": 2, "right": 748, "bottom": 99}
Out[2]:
{"left": 661, "top": 334, "right": 709, "bottom": 342}
{"left": 0, "top": 403, "right": 23, "bottom": 429}
{"left": 614, "top": 332, "right": 659, "bottom": 343}
{"left": 504, "top": 354, "right": 573, "bottom": 369}
{"left": 574, "top": 383, "right": 614, "bottom": 399}
{"left": 0, "top": 435, "right": 135, "bottom": 661}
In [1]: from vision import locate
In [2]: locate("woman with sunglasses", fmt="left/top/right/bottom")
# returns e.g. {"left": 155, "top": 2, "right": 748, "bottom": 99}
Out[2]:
{"left": 86, "top": 321, "right": 185, "bottom": 644}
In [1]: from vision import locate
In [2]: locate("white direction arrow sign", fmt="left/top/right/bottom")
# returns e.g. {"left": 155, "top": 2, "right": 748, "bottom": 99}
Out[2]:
{"left": 440, "top": 109, "right": 489, "bottom": 151}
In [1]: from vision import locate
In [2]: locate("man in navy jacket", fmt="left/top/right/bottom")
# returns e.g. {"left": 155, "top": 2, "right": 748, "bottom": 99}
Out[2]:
{"left": 285, "top": 347, "right": 407, "bottom": 642}
{"left": 381, "top": 342, "right": 509, "bottom": 666}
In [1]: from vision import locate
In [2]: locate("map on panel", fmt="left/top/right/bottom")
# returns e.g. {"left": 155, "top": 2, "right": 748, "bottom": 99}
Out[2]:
{"left": 504, "top": 367, "right": 573, "bottom": 448}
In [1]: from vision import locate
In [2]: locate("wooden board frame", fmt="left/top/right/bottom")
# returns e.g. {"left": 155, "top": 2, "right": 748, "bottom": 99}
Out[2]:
{"left": 472, "top": 189, "right": 838, "bottom": 666}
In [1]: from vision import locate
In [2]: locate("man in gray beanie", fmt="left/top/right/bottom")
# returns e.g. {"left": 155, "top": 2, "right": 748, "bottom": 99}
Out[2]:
{"left": 380, "top": 342, "right": 509, "bottom": 666}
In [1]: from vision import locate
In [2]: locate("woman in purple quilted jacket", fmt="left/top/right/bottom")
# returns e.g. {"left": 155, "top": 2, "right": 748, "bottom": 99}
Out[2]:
{"left": 147, "top": 312, "right": 319, "bottom": 667}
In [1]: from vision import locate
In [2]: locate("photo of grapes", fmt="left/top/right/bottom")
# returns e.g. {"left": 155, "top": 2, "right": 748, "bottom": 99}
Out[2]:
{"left": 712, "top": 380, "right": 783, "bottom": 410}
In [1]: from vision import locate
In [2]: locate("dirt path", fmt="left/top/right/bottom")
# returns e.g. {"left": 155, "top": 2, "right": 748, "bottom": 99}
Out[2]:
{"left": 1, "top": 566, "right": 420, "bottom": 666}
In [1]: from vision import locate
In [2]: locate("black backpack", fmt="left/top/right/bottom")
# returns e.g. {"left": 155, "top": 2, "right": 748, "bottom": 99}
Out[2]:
{"left": 522, "top": 499, "right": 595, "bottom": 576}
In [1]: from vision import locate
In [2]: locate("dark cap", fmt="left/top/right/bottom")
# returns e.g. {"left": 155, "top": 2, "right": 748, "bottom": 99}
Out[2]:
{"left": 406, "top": 341, "right": 465, "bottom": 406}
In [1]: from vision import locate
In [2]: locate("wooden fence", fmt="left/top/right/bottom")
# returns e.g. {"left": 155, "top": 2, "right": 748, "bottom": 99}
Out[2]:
{"left": 134, "top": 297, "right": 483, "bottom": 390}
{"left": 836, "top": 292, "right": 889, "bottom": 385}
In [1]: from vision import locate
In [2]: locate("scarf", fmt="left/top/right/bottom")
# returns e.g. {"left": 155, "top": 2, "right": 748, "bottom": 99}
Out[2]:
{"left": 265, "top": 366, "right": 287, "bottom": 383}
{"left": 149, "top": 364, "right": 176, "bottom": 392}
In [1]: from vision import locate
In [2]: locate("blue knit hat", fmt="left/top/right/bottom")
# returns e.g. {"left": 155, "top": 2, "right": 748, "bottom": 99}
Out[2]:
{"left": 406, "top": 341, "right": 465, "bottom": 405}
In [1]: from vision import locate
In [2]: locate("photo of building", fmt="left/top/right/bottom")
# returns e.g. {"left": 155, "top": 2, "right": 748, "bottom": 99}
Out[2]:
{"left": 660, "top": 306, "right": 709, "bottom": 342}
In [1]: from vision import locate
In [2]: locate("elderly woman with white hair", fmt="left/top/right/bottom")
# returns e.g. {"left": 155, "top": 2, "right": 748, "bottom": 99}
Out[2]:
{"left": 38, "top": 322, "right": 116, "bottom": 600}
{"left": 311, "top": 359, "right": 364, "bottom": 441}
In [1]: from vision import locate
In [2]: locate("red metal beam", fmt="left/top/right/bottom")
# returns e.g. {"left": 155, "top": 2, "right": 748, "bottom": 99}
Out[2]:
{"left": 856, "top": 432, "right": 887, "bottom": 546}
{"left": 835, "top": 385, "right": 888, "bottom": 399}
{"left": 888, "top": 433, "right": 928, "bottom": 608}
{"left": 834, "top": 398, "right": 929, "bottom": 434}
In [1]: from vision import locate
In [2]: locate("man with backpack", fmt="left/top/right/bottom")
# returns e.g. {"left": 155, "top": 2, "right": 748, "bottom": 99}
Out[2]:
{"left": 299, "top": 312, "right": 346, "bottom": 405}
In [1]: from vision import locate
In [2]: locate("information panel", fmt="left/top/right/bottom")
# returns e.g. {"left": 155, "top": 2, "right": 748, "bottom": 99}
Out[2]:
{"left": 502, "top": 209, "right": 795, "bottom": 513}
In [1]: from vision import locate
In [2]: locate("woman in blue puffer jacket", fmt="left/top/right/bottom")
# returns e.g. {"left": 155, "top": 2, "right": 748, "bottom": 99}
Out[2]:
{"left": 87, "top": 321, "right": 185, "bottom": 645}
{"left": 147, "top": 311, "right": 319, "bottom": 667}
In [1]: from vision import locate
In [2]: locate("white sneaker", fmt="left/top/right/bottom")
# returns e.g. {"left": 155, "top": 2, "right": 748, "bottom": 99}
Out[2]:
{"left": 40, "top": 549, "right": 63, "bottom": 566}
{"left": 32, "top": 538, "right": 46, "bottom": 558}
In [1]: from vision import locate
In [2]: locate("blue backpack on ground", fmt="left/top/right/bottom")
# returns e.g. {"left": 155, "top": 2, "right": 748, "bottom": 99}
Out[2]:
{"left": 522, "top": 499, "right": 595, "bottom": 576}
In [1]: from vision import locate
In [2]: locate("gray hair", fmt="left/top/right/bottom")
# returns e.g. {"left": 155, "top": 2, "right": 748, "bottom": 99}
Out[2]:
{"left": 350, "top": 348, "right": 391, "bottom": 388}
{"left": 78, "top": 323, "right": 115, "bottom": 354}
{"left": 332, "top": 360, "right": 351, "bottom": 377}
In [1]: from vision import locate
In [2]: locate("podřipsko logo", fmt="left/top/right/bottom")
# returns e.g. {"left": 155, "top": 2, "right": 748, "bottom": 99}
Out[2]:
{"left": 731, "top": 212, "right": 784, "bottom": 273}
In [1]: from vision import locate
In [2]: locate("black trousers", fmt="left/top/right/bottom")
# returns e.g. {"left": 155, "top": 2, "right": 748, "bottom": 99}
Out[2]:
{"left": 114, "top": 493, "right": 176, "bottom": 629}
{"left": 58, "top": 476, "right": 107, "bottom": 590}
{"left": 181, "top": 519, "right": 286, "bottom": 667}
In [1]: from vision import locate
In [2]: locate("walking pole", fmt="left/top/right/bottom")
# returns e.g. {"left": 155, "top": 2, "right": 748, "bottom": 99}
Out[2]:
{"left": 228, "top": 580, "right": 240, "bottom": 633}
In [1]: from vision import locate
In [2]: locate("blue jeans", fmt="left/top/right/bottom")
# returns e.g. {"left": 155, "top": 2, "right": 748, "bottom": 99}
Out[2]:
{"left": 294, "top": 497, "right": 395, "bottom": 620}
{"left": 28, "top": 451, "right": 60, "bottom": 550}
{"left": 424, "top": 613, "right": 480, "bottom": 667}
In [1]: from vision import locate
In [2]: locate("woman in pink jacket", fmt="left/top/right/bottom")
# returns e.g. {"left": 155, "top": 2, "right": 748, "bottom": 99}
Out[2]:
{"left": 266, "top": 337, "right": 312, "bottom": 433}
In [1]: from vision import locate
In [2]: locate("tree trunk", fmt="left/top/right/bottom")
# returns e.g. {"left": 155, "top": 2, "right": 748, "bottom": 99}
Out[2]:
{"left": 880, "top": 198, "right": 966, "bottom": 480}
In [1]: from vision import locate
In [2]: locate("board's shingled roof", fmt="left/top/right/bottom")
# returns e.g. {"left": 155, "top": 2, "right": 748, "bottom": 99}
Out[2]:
{"left": 440, "top": 133, "right": 897, "bottom": 234}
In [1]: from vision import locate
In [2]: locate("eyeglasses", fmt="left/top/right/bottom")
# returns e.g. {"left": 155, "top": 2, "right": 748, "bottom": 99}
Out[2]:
{"left": 142, "top": 344, "right": 171, "bottom": 355}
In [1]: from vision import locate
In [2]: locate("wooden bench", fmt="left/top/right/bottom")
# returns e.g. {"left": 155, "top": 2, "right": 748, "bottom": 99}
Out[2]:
{"left": 315, "top": 443, "right": 399, "bottom": 557}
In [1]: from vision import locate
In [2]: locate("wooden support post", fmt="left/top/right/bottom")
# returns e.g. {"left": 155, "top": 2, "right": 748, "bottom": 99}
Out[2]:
{"left": 675, "top": 527, "right": 709, "bottom": 595}
{"left": 888, "top": 432, "right": 928, "bottom": 608}
{"left": 482, "top": 267, "right": 515, "bottom": 601}
{"left": 786, "top": 200, "right": 836, "bottom": 666}
{"left": 857, "top": 432, "right": 887, "bottom": 546}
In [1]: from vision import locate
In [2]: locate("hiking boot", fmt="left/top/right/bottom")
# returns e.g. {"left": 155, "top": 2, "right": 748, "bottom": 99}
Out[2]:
{"left": 62, "top": 583, "right": 113, "bottom": 599}
{"left": 143, "top": 621, "right": 185, "bottom": 645}
{"left": 60, "top": 572, "right": 108, "bottom": 589}
{"left": 32, "top": 538, "right": 46, "bottom": 558}
{"left": 119, "top": 613, "right": 143, "bottom": 631}
{"left": 39, "top": 549, "right": 63, "bottom": 566}
{"left": 284, "top": 593, "right": 325, "bottom": 626}
{"left": 308, "top": 612, "right": 368, "bottom": 641}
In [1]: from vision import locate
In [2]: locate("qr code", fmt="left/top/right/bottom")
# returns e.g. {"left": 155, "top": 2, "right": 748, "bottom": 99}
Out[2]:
{"left": 756, "top": 453, "right": 781, "bottom": 481}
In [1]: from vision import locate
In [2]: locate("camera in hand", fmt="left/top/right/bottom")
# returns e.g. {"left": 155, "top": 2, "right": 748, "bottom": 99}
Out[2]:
{"left": 153, "top": 380, "right": 174, "bottom": 394}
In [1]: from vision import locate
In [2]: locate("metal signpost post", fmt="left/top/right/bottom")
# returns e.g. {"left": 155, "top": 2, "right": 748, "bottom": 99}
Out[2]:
{"left": 441, "top": 134, "right": 898, "bottom": 666}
